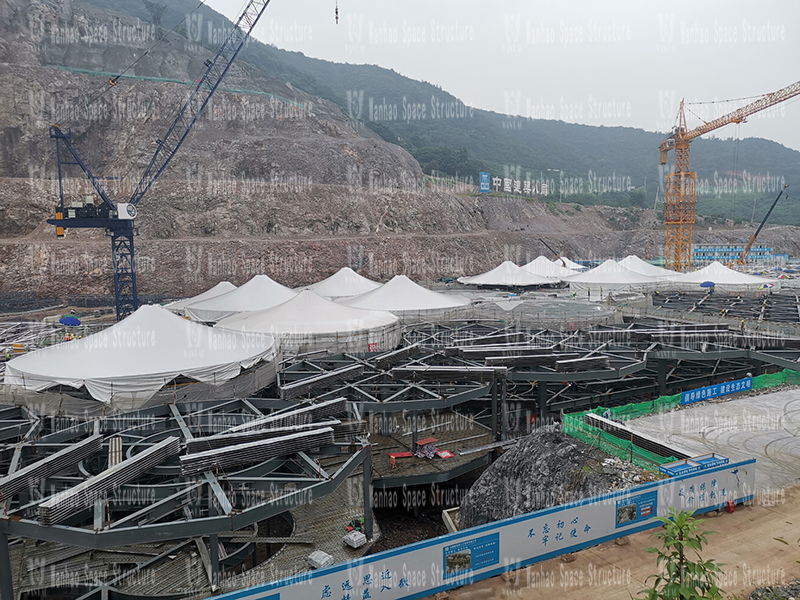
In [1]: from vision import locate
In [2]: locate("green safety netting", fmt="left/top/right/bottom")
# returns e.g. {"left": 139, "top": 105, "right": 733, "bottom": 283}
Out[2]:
{"left": 563, "top": 369, "right": 800, "bottom": 470}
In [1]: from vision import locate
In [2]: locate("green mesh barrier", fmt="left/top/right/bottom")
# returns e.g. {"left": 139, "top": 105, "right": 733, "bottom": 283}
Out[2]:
{"left": 563, "top": 368, "right": 800, "bottom": 470}
{"left": 563, "top": 414, "right": 676, "bottom": 470}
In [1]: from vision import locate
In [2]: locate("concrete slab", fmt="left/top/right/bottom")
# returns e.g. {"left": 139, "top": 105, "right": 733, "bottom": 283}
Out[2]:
{"left": 629, "top": 388, "right": 800, "bottom": 492}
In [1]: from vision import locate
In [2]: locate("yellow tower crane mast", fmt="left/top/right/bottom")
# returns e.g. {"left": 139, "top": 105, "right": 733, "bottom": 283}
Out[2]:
{"left": 659, "top": 80, "right": 800, "bottom": 272}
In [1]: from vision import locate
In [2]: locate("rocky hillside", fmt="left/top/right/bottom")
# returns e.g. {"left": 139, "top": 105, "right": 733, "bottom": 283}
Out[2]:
{"left": 0, "top": 0, "right": 798, "bottom": 299}
{"left": 0, "top": 0, "right": 421, "bottom": 186}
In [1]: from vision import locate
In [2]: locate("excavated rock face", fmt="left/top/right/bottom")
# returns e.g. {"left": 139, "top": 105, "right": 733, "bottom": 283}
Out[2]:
{"left": 459, "top": 425, "right": 641, "bottom": 529}
{"left": 0, "top": 0, "right": 423, "bottom": 185}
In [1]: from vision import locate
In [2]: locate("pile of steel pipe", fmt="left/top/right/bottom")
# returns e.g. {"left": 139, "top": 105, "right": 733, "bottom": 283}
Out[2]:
{"left": 38, "top": 436, "right": 180, "bottom": 526}
{"left": 371, "top": 344, "right": 420, "bottom": 370}
{"left": 229, "top": 398, "right": 347, "bottom": 432}
{"left": 180, "top": 428, "right": 335, "bottom": 476}
{"left": 0, "top": 434, "right": 102, "bottom": 500}
{"left": 186, "top": 420, "right": 342, "bottom": 453}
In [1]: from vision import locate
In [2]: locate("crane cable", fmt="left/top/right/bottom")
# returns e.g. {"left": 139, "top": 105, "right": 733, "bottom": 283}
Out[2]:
{"left": 685, "top": 93, "right": 768, "bottom": 106}
{"left": 55, "top": 1, "right": 208, "bottom": 130}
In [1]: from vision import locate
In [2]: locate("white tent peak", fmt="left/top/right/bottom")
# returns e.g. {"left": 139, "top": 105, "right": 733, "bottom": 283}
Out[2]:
{"left": 164, "top": 281, "right": 237, "bottom": 315}
{"left": 521, "top": 256, "right": 577, "bottom": 279}
{"left": 185, "top": 274, "right": 297, "bottom": 322}
{"left": 217, "top": 289, "right": 398, "bottom": 331}
{"left": 567, "top": 259, "right": 657, "bottom": 285}
{"left": 340, "top": 275, "right": 470, "bottom": 312}
{"left": 301, "top": 267, "right": 381, "bottom": 299}
{"left": 617, "top": 255, "right": 675, "bottom": 278}
{"left": 3, "top": 305, "right": 277, "bottom": 403}
{"left": 458, "top": 261, "right": 556, "bottom": 286}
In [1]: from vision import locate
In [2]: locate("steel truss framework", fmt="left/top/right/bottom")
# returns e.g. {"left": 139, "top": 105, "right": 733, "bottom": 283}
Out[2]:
{"left": 3, "top": 320, "right": 799, "bottom": 600}
{"left": 0, "top": 398, "right": 372, "bottom": 600}
{"left": 653, "top": 291, "right": 800, "bottom": 326}
{"left": 276, "top": 319, "right": 800, "bottom": 440}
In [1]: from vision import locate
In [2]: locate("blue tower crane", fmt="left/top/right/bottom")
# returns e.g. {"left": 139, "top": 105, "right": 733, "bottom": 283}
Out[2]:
{"left": 48, "top": 0, "right": 273, "bottom": 320}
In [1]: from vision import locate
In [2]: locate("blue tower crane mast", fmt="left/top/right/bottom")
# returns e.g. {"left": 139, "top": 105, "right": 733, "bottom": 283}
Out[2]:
{"left": 47, "top": 0, "right": 273, "bottom": 320}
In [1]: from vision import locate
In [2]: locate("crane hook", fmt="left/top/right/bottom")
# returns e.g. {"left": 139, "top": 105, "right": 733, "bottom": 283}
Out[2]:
{"left": 335, "top": 1, "right": 339, "bottom": 24}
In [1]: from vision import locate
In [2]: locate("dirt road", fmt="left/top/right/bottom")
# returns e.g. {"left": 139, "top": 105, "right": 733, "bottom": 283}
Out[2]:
{"left": 434, "top": 484, "right": 800, "bottom": 600}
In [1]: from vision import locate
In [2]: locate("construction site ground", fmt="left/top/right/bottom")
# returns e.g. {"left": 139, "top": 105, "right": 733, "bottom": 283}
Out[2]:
{"left": 428, "top": 387, "right": 800, "bottom": 599}
{"left": 631, "top": 387, "right": 800, "bottom": 491}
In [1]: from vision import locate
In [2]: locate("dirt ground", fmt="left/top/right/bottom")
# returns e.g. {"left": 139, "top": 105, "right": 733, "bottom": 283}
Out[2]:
{"left": 432, "top": 484, "right": 800, "bottom": 600}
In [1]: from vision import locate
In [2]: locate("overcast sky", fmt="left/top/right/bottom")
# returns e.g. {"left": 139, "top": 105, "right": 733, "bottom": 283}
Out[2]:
{"left": 206, "top": 0, "right": 800, "bottom": 152}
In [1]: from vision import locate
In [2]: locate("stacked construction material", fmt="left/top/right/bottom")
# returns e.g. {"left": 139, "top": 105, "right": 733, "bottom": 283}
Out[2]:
{"left": 38, "top": 437, "right": 180, "bottom": 526}
{"left": 0, "top": 435, "right": 102, "bottom": 500}
{"left": 180, "top": 428, "right": 335, "bottom": 476}
{"left": 331, "top": 420, "right": 366, "bottom": 441}
{"left": 555, "top": 356, "right": 611, "bottom": 372}
{"left": 186, "top": 420, "right": 343, "bottom": 453}
{"left": 370, "top": 343, "right": 420, "bottom": 371}
{"left": 229, "top": 398, "right": 348, "bottom": 432}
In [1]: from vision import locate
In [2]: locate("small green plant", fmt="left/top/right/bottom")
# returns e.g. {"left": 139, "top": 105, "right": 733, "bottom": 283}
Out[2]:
{"left": 638, "top": 508, "right": 724, "bottom": 600}
{"left": 773, "top": 535, "right": 800, "bottom": 563}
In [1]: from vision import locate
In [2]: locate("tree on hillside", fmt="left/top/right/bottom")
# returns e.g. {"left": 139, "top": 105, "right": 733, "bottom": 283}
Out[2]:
{"left": 143, "top": 1, "right": 166, "bottom": 27}
{"left": 638, "top": 508, "right": 724, "bottom": 600}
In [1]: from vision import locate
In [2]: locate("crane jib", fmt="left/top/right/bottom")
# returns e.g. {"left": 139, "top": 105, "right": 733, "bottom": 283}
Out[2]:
{"left": 129, "top": 0, "right": 273, "bottom": 206}
{"left": 47, "top": 0, "right": 274, "bottom": 320}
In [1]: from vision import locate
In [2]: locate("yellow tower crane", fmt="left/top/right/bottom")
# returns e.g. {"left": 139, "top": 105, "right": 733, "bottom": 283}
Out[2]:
{"left": 659, "top": 80, "right": 800, "bottom": 272}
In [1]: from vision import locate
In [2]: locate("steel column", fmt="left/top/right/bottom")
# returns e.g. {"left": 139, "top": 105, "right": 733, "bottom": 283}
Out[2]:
{"left": 210, "top": 533, "right": 220, "bottom": 589}
{"left": 537, "top": 381, "right": 548, "bottom": 423}
{"left": 658, "top": 359, "right": 668, "bottom": 396}
{"left": 363, "top": 446, "right": 373, "bottom": 540}
{"left": 0, "top": 534, "right": 12, "bottom": 600}
{"left": 491, "top": 381, "right": 498, "bottom": 441}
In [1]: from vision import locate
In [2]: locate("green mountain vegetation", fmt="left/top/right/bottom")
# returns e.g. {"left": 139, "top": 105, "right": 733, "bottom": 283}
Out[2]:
{"left": 80, "top": 0, "right": 800, "bottom": 225}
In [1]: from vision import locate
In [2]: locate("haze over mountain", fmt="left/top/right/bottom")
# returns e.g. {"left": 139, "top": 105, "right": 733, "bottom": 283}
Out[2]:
{"left": 76, "top": 0, "right": 800, "bottom": 225}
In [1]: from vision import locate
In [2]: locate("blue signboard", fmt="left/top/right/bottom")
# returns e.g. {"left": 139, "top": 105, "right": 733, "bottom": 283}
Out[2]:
{"left": 614, "top": 490, "right": 658, "bottom": 528}
{"left": 681, "top": 377, "right": 752, "bottom": 405}
{"left": 479, "top": 172, "right": 491, "bottom": 193}
{"left": 442, "top": 533, "right": 499, "bottom": 579}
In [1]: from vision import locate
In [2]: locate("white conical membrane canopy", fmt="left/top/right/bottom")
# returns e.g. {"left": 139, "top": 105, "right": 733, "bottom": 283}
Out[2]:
{"left": 217, "top": 290, "right": 399, "bottom": 333}
{"left": 3, "top": 305, "right": 277, "bottom": 403}
{"left": 216, "top": 290, "right": 401, "bottom": 353}
{"left": 339, "top": 275, "right": 470, "bottom": 312}
{"left": 185, "top": 274, "right": 297, "bottom": 322}
{"left": 669, "top": 261, "right": 781, "bottom": 292}
{"left": 301, "top": 267, "right": 381, "bottom": 299}
{"left": 566, "top": 259, "right": 657, "bottom": 285}
{"left": 521, "top": 256, "right": 577, "bottom": 279}
{"left": 458, "top": 261, "right": 556, "bottom": 286}
{"left": 164, "top": 281, "right": 237, "bottom": 315}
